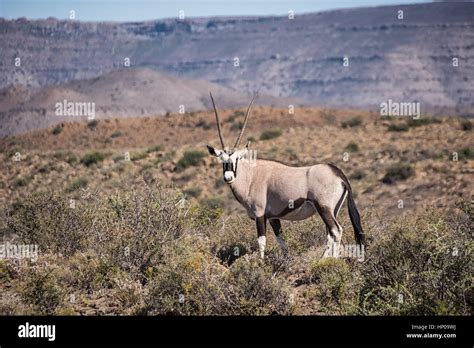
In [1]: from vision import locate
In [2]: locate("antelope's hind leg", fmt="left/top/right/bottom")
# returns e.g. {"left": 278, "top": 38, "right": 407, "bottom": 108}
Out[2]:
{"left": 315, "top": 205, "right": 343, "bottom": 258}
{"left": 269, "top": 219, "right": 288, "bottom": 255}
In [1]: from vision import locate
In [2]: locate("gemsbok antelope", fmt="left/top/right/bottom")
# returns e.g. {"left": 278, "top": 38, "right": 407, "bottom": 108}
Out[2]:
{"left": 206, "top": 93, "right": 365, "bottom": 259}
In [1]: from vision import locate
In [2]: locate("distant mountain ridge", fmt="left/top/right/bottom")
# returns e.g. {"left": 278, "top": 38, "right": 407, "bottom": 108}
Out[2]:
{"left": 0, "top": 2, "right": 473, "bottom": 135}
{"left": 0, "top": 68, "right": 298, "bottom": 136}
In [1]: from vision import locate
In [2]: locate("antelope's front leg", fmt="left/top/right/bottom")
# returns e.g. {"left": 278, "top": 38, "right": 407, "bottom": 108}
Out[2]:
{"left": 256, "top": 216, "right": 267, "bottom": 259}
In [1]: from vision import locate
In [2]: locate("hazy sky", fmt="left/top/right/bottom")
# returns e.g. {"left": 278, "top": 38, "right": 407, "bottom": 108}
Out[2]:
{"left": 0, "top": 0, "right": 431, "bottom": 21}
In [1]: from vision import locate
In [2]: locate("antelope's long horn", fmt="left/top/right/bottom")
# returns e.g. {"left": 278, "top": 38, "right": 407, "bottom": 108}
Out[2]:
{"left": 209, "top": 92, "right": 225, "bottom": 149}
{"left": 233, "top": 93, "right": 257, "bottom": 149}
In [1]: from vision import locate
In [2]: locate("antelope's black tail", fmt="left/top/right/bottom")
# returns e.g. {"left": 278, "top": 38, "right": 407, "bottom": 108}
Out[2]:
{"left": 327, "top": 163, "right": 365, "bottom": 246}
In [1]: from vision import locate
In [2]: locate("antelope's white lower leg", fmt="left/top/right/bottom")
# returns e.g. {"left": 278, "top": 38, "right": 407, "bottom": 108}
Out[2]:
{"left": 258, "top": 235, "right": 266, "bottom": 259}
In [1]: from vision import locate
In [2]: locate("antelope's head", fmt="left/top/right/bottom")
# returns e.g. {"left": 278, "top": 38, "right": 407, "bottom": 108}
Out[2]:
{"left": 206, "top": 92, "right": 256, "bottom": 184}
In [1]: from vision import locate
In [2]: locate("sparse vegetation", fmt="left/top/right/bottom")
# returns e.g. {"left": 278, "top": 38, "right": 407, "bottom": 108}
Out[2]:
{"left": 341, "top": 117, "right": 362, "bottom": 128}
{"left": 0, "top": 108, "right": 471, "bottom": 316}
{"left": 131, "top": 152, "right": 147, "bottom": 162}
{"left": 87, "top": 120, "right": 99, "bottom": 130}
{"left": 80, "top": 151, "right": 107, "bottom": 167}
{"left": 260, "top": 128, "right": 282, "bottom": 140}
{"left": 382, "top": 163, "right": 415, "bottom": 184}
{"left": 460, "top": 119, "right": 472, "bottom": 131}
{"left": 2, "top": 187, "right": 471, "bottom": 315}
{"left": 176, "top": 150, "right": 206, "bottom": 172}
{"left": 183, "top": 186, "right": 202, "bottom": 198}
{"left": 65, "top": 153, "right": 78, "bottom": 165}
{"left": 52, "top": 124, "right": 64, "bottom": 135}
{"left": 406, "top": 117, "right": 442, "bottom": 128}
{"left": 349, "top": 169, "right": 366, "bottom": 180}
{"left": 110, "top": 130, "right": 123, "bottom": 138}
{"left": 455, "top": 147, "right": 474, "bottom": 161}
{"left": 66, "top": 177, "right": 88, "bottom": 193}
{"left": 12, "top": 176, "right": 32, "bottom": 188}
{"left": 387, "top": 123, "right": 409, "bottom": 132}
{"left": 201, "top": 196, "right": 225, "bottom": 210}
{"left": 146, "top": 145, "right": 163, "bottom": 153}
{"left": 344, "top": 142, "right": 359, "bottom": 152}
{"left": 230, "top": 121, "right": 243, "bottom": 131}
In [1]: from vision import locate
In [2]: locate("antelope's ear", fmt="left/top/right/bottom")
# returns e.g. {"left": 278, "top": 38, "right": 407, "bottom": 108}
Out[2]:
{"left": 206, "top": 145, "right": 220, "bottom": 156}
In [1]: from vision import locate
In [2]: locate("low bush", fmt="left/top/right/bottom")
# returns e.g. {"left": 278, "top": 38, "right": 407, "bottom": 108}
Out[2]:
{"left": 110, "top": 130, "right": 123, "bottom": 138}
{"left": 2, "top": 186, "right": 471, "bottom": 316}
{"left": 344, "top": 142, "right": 359, "bottom": 152}
{"left": 382, "top": 163, "right": 415, "bottom": 184}
{"left": 183, "top": 186, "right": 202, "bottom": 198}
{"left": 80, "top": 151, "right": 107, "bottom": 167}
{"left": 341, "top": 117, "right": 362, "bottom": 128}
{"left": 260, "top": 129, "right": 282, "bottom": 140}
{"left": 460, "top": 119, "right": 472, "bottom": 131}
{"left": 66, "top": 177, "right": 88, "bottom": 193}
{"left": 7, "top": 193, "right": 90, "bottom": 256}
{"left": 52, "top": 124, "right": 63, "bottom": 135}
{"left": 349, "top": 169, "right": 366, "bottom": 180}
{"left": 176, "top": 150, "right": 206, "bottom": 171}
{"left": 387, "top": 123, "right": 409, "bottom": 132}
{"left": 455, "top": 147, "right": 474, "bottom": 161}
{"left": 87, "top": 120, "right": 99, "bottom": 130}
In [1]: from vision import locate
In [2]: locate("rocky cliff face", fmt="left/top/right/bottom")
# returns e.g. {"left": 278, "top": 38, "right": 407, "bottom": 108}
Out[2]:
{"left": 0, "top": 2, "right": 473, "bottom": 120}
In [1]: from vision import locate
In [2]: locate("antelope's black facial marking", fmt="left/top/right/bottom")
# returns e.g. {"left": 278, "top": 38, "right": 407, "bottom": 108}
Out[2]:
{"left": 222, "top": 155, "right": 238, "bottom": 184}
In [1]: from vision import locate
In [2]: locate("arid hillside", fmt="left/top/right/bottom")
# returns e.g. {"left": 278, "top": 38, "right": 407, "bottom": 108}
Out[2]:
{"left": 0, "top": 108, "right": 472, "bottom": 316}
{"left": 0, "top": 68, "right": 297, "bottom": 136}
{"left": 1, "top": 108, "right": 472, "bottom": 216}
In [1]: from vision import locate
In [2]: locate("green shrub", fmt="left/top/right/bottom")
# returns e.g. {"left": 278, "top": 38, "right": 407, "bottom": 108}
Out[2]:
{"left": 110, "top": 130, "right": 123, "bottom": 138}
{"left": 52, "top": 124, "right": 63, "bottom": 135}
{"left": 98, "top": 188, "right": 188, "bottom": 281}
{"left": 146, "top": 253, "right": 293, "bottom": 315}
{"left": 3, "top": 185, "right": 471, "bottom": 316}
{"left": 19, "top": 268, "right": 64, "bottom": 315}
{"left": 230, "top": 122, "right": 243, "bottom": 131}
{"left": 66, "top": 177, "right": 88, "bottom": 193}
{"left": 87, "top": 119, "right": 99, "bottom": 130}
{"left": 387, "top": 123, "right": 409, "bottom": 132}
{"left": 201, "top": 196, "right": 224, "bottom": 210}
{"left": 146, "top": 145, "right": 163, "bottom": 153}
{"left": 225, "top": 257, "right": 293, "bottom": 315}
{"left": 113, "top": 154, "right": 125, "bottom": 163}
{"left": 341, "top": 117, "right": 362, "bottom": 128}
{"left": 131, "top": 152, "right": 147, "bottom": 162}
{"left": 382, "top": 163, "right": 414, "bottom": 184}
{"left": 359, "top": 212, "right": 472, "bottom": 315}
{"left": 183, "top": 187, "right": 202, "bottom": 198}
{"left": 349, "top": 169, "right": 366, "bottom": 180}
{"left": 38, "top": 164, "right": 54, "bottom": 174}
{"left": 176, "top": 150, "right": 206, "bottom": 171}
{"left": 66, "top": 153, "right": 78, "bottom": 165}
{"left": 460, "top": 119, "right": 472, "bottom": 131}
{"left": 12, "top": 176, "right": 32, "bottom": 188}
{"left": 260, "top": 129, "right": 282, "bottom": 140}
{"left": 344, "top": 142, "right": 359, "bottom": 152}
{"left": 309, "top": 258, "right": 360, "bottom": 314}
{"left": 7, "top": 193, "right": 90, "bottom": 256}
{"left": 455, "top": 147, "right": 474, "bottom": 161}
{"left": 227, "top": 110, "right": 245, "bottom": 123}
{"left": 80, "top": 151, "right": 106, "bottom": 167}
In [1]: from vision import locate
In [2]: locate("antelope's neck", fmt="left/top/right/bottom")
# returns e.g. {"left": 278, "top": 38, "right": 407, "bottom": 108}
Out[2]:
{"left": 229, "top": 159, "right": 253, "bottom": 207}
